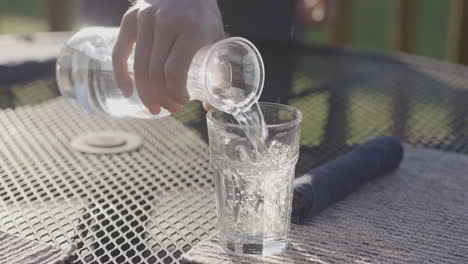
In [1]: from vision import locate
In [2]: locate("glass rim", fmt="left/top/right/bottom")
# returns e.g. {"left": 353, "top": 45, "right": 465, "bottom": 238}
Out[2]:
{"left": 206, "top": 102, "right": 303, "bottom": 129}
{"left": 202, "top": 37, "right": 265, "bottom": 111}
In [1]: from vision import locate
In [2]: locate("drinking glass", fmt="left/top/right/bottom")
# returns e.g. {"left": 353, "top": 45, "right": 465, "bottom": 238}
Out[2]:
{"left": 207, "top": 102, "right": 302, "bottom": 256}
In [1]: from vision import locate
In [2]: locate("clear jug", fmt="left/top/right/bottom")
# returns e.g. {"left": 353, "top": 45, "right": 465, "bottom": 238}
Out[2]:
{"left": 56, "top": 27, "right": 264, "bottom": 119}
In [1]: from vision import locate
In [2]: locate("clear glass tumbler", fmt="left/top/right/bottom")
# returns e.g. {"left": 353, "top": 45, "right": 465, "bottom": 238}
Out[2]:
{"left": 207, "top": 103, "right": 303, "bottom": 256}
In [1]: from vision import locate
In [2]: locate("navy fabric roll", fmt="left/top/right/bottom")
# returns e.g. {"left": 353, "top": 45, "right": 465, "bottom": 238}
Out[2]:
{"left": 292, "top": 136, "right": 404, "bottom": 224}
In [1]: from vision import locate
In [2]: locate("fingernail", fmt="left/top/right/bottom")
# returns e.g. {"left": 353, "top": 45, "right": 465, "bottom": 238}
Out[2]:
{"left": 148, "top": 105, "right": 161, "bottom": 115}
{"left": 122, "top": 80, "right": 134, "bottom": 97}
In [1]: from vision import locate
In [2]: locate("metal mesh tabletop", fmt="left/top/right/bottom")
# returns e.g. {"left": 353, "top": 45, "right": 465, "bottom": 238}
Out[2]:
{"left": 0, "top": 99, "right": 217, "bottom": 263}
{"left": 1, "top": 99, "right": 467, "bottom": 264}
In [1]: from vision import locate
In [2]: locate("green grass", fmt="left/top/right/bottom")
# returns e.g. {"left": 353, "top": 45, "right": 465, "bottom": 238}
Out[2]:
{"left": 416, "top": 0, "right": 449, "bottom": 60}
{"left": 0, "top": 15, "right": 47, "bottom": 35}
{"left": 0, "top": 0, "right": 47, "bottom": 34}
{"left": 352, "top": 0, "right": 393, "bottom": 51}
{"left": 0, "top": 1, "right": 45, "bottom": 18}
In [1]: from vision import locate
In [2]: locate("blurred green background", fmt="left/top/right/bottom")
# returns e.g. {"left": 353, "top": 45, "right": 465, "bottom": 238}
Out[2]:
{"left": 0, "top": 1, "right": 48, "bottom": 34}
{"left": 306, "top": 0, "right": 449, "bottom": 60}
{"left": 0, "top": 0, "right": 450, "bottom": 60}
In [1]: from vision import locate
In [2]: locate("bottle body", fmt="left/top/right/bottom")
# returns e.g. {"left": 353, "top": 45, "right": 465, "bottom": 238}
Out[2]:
{"left": 56, "top": 27, "right": 264, "bottom": 118}
{"left": 57, "top": 28, "right": 170, "bottom": 118}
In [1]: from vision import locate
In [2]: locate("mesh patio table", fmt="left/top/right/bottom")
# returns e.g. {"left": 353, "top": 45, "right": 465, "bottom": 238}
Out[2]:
{"left": 0, "top": 34, "right": 467, "bottom": 263}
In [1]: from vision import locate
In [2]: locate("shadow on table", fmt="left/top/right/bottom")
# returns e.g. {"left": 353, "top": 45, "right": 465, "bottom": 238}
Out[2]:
{"left": 64, "top": 189, "right": 216, "bottom": 263}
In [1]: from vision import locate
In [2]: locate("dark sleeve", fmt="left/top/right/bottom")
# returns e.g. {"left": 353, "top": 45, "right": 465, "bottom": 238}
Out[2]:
{"left": 80, "top": 0, "right": 130, "bottom": 26}
{"left": 218, "top": 0, "right": 301, "bottom": 42}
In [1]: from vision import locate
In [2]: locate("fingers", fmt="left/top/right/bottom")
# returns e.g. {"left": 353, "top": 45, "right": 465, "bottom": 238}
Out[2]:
{"left": 149, "top": 9, "right": 180, "bottom": 114}
{"left": 134, "top": 6, "right": 161, "bottom": 114}
{"left": 163, "top": 31, "right": 208, "bottom": 112}
{"left": 112, "top": 9, "right": 138, "bottom": 97}
{"left": 115, "top": 0, "right": 225, "bottom": 116}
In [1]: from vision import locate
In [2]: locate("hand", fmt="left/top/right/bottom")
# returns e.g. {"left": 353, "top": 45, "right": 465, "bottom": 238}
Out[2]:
{"left": 112, "top": 0, "right": 225, "bottom": 114}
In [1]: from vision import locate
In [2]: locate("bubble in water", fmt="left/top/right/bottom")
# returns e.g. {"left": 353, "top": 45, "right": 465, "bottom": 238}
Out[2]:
{"left": 268, "top": 140, "right": 291, "bottom": 157}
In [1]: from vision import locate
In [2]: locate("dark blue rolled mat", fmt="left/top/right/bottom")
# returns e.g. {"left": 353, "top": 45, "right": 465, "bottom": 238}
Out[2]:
{"left": 291, "top": 136, "right": 404, "bottom": 224}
